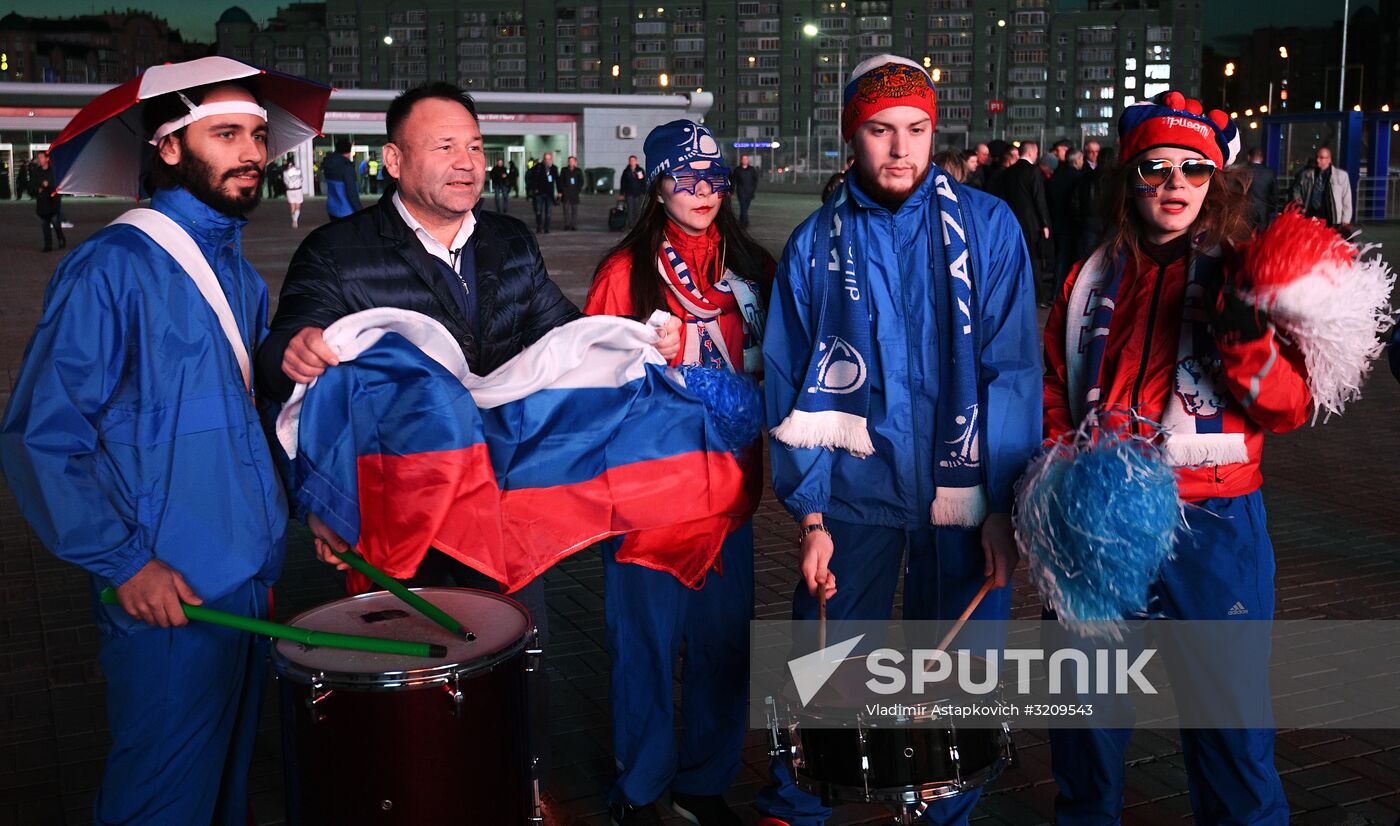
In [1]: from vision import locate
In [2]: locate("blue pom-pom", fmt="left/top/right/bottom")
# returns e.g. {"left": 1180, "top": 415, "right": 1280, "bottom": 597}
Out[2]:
{"left": 1015, "top": 424, "right": 1183, "bottom": 639}
{"left": 679, "top": 366, "right": 763, "bottom": 452}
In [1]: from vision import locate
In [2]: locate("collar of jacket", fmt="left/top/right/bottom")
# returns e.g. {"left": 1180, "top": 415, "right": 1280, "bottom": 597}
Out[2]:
{"left": 373, "top": 193, "right": 487, "bottom": 357}
{"left": 151, "top": 186, "right": 246, "bottom": 250}
{"left": 846, "top": 163, "right": 935, "bottom": 216}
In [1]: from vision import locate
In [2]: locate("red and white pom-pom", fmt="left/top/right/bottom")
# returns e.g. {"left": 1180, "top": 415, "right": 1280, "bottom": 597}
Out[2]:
{"left": 1237, "top": 207, "right": 1395, "bottom": 420}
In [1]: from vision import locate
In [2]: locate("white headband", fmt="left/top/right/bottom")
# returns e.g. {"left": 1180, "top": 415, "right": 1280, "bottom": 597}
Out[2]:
{"left": 149, "top": 92, "right": 268, "bottom": 145}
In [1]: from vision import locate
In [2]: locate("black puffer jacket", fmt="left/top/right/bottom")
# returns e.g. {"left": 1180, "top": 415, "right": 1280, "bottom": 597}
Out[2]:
{"left": 256, "top": 195, "right": 581, "bottom": 402}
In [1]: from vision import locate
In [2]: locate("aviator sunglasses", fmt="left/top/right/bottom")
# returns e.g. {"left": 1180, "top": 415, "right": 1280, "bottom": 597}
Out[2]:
{"left": 669, "top": 165, "right": 732, "bottom": 195}
{"left": 1135, "top": 157, "right": 1218, "bottom": 188}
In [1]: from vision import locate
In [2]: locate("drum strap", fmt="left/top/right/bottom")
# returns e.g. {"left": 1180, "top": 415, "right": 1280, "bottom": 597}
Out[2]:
{"left": 110, "top": 208, "right": 252, "bottom": 392}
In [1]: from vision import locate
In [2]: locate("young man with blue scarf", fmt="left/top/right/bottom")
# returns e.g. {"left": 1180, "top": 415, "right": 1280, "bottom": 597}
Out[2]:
{"left": 759, "top": 55, "right": 1041, "bottom": 826}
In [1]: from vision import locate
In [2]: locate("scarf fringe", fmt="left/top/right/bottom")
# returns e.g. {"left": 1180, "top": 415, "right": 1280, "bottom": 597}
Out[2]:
{"left": 770, "top": 409, "right": 875, "bottom": 458}
{"left": 1160, "top": 433, "right": 1248, "bottom": 468}
{"left": 930, "top": 484, "right": 988, "bottom": 528}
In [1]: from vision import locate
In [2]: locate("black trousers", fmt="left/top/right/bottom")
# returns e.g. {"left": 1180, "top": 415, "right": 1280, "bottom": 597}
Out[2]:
{"left": 39, "top": 213, "right": 64, "bottom": 250}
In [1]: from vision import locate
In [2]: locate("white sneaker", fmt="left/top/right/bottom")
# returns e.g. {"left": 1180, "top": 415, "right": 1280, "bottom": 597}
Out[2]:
{"left": 60, "top": 221, "right": 75, "bottom": 229}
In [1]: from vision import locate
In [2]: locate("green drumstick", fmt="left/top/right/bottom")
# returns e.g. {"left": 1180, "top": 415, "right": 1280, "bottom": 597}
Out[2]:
{"left": 333, "top": 548, "right": 477, "bottom": 642}
{"left": 99, "top": 588, "right": 447, "bottom": 658}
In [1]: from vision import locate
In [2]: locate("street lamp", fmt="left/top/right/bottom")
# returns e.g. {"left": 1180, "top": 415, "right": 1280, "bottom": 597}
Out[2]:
{"left": 1222, "top": 61, "right": 1235, "bottom": 109}
{"left": 1278, "top": 46, "right": 1291, "bottom": 110}
{"left": 659, "top": 72, "right": 669, "bottom": 88}
{"left": 383, "top": 35, "right": 393, "bottom": 45}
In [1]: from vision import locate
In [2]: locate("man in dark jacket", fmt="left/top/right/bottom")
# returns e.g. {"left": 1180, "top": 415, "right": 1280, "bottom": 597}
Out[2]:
{"left": 32, "top": 151, "right": 64, "bottom": 252}
{"left": 989, "top": 139, "right": 1052, "bottom": 304}
{"left": 526, "top": 152, "right": 559, "bottom": 233}
{"left": 489, "top": 157, "right": 512, "bottom": 213}
{"left": 557, "top": 155, "right": 584, "bottom": 230}
{"left": 618, "top": 154, "right": 647, "bottom": 228}
{"left": 321, "top": 138, "right": 362, "bottom": 220}
{"left": 1072, "top": 146, "right": 1115, "bottom": 260}
{"left": 1046, "top": 148, "right": 1084, "bottom": 295}
{"left": 1244, "top": 146, "right": 1277, "bottom": 230}
{"left": 731, "top": 154, "right": 759, "bottom": 227}
{"left": 965, "top": 142, "right": 990, "bottom": 189}
{"left": 255, "top": 85, "right": 580, "bottom": 822}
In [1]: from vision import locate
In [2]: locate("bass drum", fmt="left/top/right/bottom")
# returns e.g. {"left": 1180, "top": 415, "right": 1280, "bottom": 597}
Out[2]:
{"left": 274, "top": 588, "right": 537, "bottom": 825}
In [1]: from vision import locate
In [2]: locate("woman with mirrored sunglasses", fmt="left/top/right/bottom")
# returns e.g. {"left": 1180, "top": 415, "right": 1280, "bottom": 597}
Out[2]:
{"left": 1040, "top": 91, "right": 1309, "bottom": 825}
{"left": 583, "top": 119, "right": 775, "bottom": 826}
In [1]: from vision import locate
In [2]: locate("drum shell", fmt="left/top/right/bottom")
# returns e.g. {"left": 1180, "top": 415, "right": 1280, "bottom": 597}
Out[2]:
{"left": 796, "top": 722, "right": 1005, "bottom": 797}
{"left": 773, "top": 653, "right": 1012, "bottom": 804}
{"left": 275, "top": 589, "right": 534, "bottom": 825}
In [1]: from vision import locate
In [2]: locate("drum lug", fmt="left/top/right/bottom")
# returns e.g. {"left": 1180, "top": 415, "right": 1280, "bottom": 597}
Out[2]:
{"left": 856, "top": 715, "right": 871, "bottom": 801}
{"left": 947, "top": 723, "right": 964, "bottom": 789}
{"left": 1001, "top": 722, "right": 1020, "bottom": 769}
{"left": 446, "top": 672, "right": 464, "bottom": 717}
{"left": 524, "top": 628, "right": 542, "bottom": 674}
{"left": 764, "top": 696, "right": 790, "bottom": 760}
{"left": 306, "top": 675, "right": 333, "bottom": 724}
{"left": 529, "top": 757, "right": 544, "bottom": 824}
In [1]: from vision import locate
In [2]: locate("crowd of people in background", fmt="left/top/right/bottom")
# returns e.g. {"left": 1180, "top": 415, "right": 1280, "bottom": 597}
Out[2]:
{"left": 19, "top": 125, "right": 1356, "bottom": 259}
{"left": 927, "top": 133, "right": 1354, "bottom": 308}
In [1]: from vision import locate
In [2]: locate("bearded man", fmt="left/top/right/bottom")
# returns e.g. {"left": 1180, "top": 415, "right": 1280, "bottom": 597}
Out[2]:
{"left": 756, "top": 55, "right": 1041, "bottom": 826}
{"left": 1, "top": 76, "right": 291, "bottom": 825}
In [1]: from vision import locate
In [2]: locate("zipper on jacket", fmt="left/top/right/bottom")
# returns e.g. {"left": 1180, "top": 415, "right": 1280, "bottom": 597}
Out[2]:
{"left": 1129, "top": 260, "right": 1169, "bottom": 436}
{"left": 907, "top": 212, "right": 928, "bottom": 530}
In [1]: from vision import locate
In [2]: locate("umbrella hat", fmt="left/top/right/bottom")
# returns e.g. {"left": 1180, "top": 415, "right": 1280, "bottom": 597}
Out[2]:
{"left": 51, "top": 55, "right": 331, "bottom": 199}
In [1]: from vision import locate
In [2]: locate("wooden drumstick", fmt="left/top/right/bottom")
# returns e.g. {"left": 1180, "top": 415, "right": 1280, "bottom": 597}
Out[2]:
{"left": 934, "top": 577, "right": 995, "bottom": 653}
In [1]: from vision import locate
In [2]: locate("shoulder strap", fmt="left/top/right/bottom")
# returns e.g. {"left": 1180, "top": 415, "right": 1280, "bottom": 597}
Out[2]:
{"left": 109, "top": 208, "right": 251, "bottom": 392}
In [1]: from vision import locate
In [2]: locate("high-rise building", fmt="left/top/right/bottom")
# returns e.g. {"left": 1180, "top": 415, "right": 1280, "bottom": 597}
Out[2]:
{"left": 0, "top": 11, "right": 209, "bottom": 84}
{"left": 218, "top": 4, "right": 329, "bottom": 85}
{"left": 217, "top": 1, "right": 1205, "bottom": 169}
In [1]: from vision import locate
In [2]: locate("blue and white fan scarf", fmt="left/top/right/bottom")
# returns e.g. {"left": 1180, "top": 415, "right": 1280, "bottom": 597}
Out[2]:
{"left": 771, "top": 169, "right": 988, "bottom": 527}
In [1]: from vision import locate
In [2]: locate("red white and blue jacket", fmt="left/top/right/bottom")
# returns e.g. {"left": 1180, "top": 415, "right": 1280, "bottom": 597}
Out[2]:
{"left": 1043, "top": 241, "right": 1312, "bottom": 502}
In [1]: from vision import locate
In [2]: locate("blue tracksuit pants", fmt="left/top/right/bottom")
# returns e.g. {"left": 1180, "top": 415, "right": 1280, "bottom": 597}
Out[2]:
{"left": 1047, "top": 491, "right": 1289, "bottom": 826}
{"left": 757, "top": 517, "right": 1012, "bottom": 826}
{"left": 604, "top": 522, "right": 754, "bottom": 806}
{"left": 93, "top": 580, "right": 269, "bottom": 826}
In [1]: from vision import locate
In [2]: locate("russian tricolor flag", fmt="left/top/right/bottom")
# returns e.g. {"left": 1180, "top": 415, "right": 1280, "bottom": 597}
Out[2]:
{"left": 275, "top": 309, "right": 756, "bottom": 593}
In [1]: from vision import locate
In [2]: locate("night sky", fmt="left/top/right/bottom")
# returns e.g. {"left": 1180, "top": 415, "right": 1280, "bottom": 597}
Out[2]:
{"left": 14, "top": 0, "right": 1380, "bottom": 48}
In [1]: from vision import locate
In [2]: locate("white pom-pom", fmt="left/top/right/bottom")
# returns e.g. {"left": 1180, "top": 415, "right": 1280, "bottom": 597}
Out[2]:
{"left": 1257, "top": 247, "right": 1396, "bottom": 421}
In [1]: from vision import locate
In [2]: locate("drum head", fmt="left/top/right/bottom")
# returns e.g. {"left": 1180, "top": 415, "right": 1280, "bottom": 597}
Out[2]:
{"left": 273, "top": 588, "right": 532, "bottom": 688}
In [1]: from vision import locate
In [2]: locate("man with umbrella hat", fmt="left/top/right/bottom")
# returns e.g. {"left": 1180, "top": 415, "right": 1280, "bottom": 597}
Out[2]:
{"left": 0, "top": 57, "right": 328, "bottom": 825}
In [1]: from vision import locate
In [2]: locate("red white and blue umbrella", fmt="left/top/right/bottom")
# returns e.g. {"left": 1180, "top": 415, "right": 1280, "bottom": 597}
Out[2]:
{"left": 50, "top": 55, "right": 332, "bottom": 199}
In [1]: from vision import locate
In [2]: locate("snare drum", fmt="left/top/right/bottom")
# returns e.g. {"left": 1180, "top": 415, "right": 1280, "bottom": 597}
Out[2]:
{"left": 274, "top": 588, "right": 537, "bottom": 825}
{"left": 768, "top": 654, "right": 1014, "bottom": 807}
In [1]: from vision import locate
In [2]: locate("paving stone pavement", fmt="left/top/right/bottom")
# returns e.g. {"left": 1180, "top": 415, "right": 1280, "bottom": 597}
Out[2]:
{"left": 1, "top": 194, "right": 1398, "bottom": 826}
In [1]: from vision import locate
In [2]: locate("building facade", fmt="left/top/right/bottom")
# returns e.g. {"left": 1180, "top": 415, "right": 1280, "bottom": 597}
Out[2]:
{"left": 0, "top": 11, "right": 209, "bottom": 85}
{"left": 217, "top": 5, "right": 330, "bottom": 86}
{"left": 215, "top": 0, "right": 1204, "bottom": 170}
